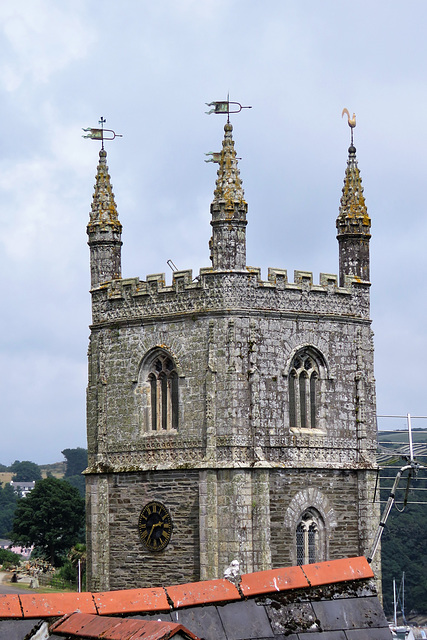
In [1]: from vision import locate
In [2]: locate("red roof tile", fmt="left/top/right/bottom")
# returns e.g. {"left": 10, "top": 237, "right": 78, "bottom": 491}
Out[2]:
{"left": 19, "top": 592, "right": 97, "bottom": 618}
{"left": 51, "top": 612, "right": 201, "bottom": 640}
{"left": 94, "top": 586, "right": 170, "bottom": 615}
{"left": 240, "top": 564, "right": 309, "bottom": 596}
{"left": 301, "top": 556, "right": 374, "bottom": 587}
{"left": 166, "top": 578, "right": 241, "bottom": 609}
{"left": 0, "top": 557, "right": 375, "bottom": 621}
{"left": 0, "top": 594, "right": 22, "bottom": 618}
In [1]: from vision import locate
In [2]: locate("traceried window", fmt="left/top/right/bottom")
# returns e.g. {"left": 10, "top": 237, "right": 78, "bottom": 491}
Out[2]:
{"left": 147, "top": 353, "right": 178, "bottom": 431}
{"left": 289, "top": 350, "right": 320, "bottom": 429}
{"left": 296, "top": 510, "right": 322, "bottom": 565}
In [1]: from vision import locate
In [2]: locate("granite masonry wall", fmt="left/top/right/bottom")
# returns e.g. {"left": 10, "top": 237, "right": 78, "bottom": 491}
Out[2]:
{"left": 86, "top": 267, "right": 379, "bottom": 590}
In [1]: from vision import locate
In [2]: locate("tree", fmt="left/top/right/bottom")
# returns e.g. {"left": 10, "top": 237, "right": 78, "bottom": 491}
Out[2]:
{"left": 12, "top": 477, "right": 85, "bottom": 565}
{"left": 61, "top": 448, "right": 88, "bottom": 477}
{"left": 0, "top": 483, "right": 19, "bottom": 538}
{"left": 10, "top": 460, "right": 42, "bottom": 482}
{"left": 0, "top": 548, "right": 21, "bottom": 569}
{"left": 64, "top": 474, "right": 85, "bottom": 497}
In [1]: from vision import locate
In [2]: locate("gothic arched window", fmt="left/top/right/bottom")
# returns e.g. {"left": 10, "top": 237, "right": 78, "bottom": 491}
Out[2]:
{"left": 289, "top": 349, "right": 321, "bottom": 429}
{"left": 147, "top": 352, "right": 179, "bottom": 431}
{"left": 296, "top": 509, "right": 324, "bottom": 565}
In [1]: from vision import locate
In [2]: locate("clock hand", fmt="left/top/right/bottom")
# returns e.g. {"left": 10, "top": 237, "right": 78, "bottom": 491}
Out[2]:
{"left": 147, "top": 521, "right": 162, "bottom": 541}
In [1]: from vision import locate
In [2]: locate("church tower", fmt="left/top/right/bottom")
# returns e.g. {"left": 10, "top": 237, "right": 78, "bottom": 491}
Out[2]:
{"left": 85, "top": 115, "right": 379, "bottom": 592}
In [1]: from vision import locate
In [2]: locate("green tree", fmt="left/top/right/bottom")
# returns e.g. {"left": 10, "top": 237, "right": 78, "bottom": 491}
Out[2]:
{"left": 0, "top": 483, "right": 19, "bottom": 538}
{"left": 12, "top": 477, "right": 85, "bottom": 565}
{"left": 0, "top": 548, "right": 21, "bottom": 569}
{"left": 10, "top": 460, "right": 42, "bottom": 482}
{"left": 64, "top": 474, "right": 85, "bottom": 497}
{"left": 61, "top": 448, "right": 88, "bottom": 477}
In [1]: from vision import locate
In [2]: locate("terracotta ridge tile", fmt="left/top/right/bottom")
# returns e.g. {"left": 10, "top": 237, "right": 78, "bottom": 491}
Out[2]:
{"left": 165, "top": 578, "right": 242, "bottom": 609}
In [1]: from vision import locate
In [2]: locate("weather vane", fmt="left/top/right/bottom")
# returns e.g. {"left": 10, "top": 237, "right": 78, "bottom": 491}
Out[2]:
{"left": 82, "top": 117, "right": 123, "bottom": 150}
{"left": 205, "top": 94, "right": 252, "bottom": 123}
{"left": 205, "top": 95, "right": 251, "bottom": 163}
{"left": 342, "top": 108, "right": 356, "bottom": 146}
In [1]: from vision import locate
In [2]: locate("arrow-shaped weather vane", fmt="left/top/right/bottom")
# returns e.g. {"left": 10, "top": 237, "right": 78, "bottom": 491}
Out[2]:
{"left": 82, "top": 116, "right": 123, "bottom": 150}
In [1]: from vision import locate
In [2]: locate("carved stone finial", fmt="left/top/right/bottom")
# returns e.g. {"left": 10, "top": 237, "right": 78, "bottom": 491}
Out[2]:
{"left": 336, "top": 134, "right": 371, "bottom": 286}
{"left": 212, "top": 122, "right": 246, "bottom": 206}
{"left": 87, "top": 148, "right": 122, "bottom": 287}
{"left": 209, "top": 122, "right": 248, "bottom": 270}
{"left": 88, "top": 149, "right": 121, "bottom": 228}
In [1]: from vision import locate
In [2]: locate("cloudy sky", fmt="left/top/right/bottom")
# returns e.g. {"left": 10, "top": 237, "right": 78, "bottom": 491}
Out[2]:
{"left": 0, "top": 1, "right": 425, "bottom": 464}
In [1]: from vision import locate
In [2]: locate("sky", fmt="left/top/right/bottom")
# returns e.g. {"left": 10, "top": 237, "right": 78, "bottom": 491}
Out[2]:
{"left": 0, "top": 0, "right": 426, "bottom": 464}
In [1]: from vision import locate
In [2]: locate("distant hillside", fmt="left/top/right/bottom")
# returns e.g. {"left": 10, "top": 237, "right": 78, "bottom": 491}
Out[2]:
{"left": 0, "top": 462, "right": 65, "bottom": 486}
{"left": 40, "top": 461, "right": 66, "bottom": 477}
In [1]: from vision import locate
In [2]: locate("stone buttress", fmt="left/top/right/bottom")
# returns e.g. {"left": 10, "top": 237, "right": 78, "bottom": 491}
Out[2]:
{"left": 85, "top": 121, "right": 379, "bottom": 592}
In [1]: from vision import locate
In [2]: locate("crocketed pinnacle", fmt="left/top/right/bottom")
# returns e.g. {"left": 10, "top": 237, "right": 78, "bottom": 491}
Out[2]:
{"left": 213, "top": 122, "right": 246, "bottom": 206}
{"left": 337, "top": 145, "right": 371, "bottom": 235}
{"left": 88, "top": 149, "right": 122, "bottom": 231}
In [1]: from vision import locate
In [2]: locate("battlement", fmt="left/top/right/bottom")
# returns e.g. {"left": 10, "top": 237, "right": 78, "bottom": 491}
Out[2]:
{"left": 94, "top": 266, "right": 368, "bottom": 297}
{"left": 90, "top": 266, "right": 370, "bottom": 326}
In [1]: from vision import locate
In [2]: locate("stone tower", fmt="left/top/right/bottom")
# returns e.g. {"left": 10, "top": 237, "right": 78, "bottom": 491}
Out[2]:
{"left": 85, "top": 121, "right": 379, "bottom": 591}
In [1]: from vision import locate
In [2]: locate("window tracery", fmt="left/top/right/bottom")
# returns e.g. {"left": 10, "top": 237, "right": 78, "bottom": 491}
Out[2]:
{"left": 145, "top": 352, "right": 179, "bottom": 432}
{"left": 296, "top": 509, "right": 324, "bottom": 565}
{"left": 289, "top": 349, "right": 321, "bottom": 429}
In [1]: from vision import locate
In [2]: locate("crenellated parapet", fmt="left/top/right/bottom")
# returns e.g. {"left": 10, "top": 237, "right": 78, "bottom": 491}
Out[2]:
{"left": 90, "top": 266, "right": 370, "bottom": 326}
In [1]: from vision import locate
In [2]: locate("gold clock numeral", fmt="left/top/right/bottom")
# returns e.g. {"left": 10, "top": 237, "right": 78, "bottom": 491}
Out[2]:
{"left": 139, "top": 502, "right": 172, "bottom": 551}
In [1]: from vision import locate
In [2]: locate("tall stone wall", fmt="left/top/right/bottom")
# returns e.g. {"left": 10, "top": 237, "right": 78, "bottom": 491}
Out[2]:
{"left": 87, "top": 470, "right": 200, "bottom": 591}
{"left": 86, "top": 267, "right": 378, "bottom": 589}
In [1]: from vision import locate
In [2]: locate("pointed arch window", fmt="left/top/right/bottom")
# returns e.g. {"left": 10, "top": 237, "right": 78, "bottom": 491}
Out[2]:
{"left": 147, "top": 353, "right": 178, "bottom": 431}
{"left": 289, "top": 350, "right": 320, "bottom": 430}
{"left": 296, "top": 509, "right": 324, "bottom": 565}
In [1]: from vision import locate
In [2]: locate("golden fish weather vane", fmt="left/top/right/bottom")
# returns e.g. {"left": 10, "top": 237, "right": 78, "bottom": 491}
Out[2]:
{"left": 342, "top": 108, "right": 356, "bottom": 146}
{"left": 82, "top": 116, "right": 123, "bottom": 150}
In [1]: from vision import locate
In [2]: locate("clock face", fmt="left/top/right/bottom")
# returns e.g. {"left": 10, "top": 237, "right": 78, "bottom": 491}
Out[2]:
{"left": 138, "top": 501, "right": 173, "bottom": 551}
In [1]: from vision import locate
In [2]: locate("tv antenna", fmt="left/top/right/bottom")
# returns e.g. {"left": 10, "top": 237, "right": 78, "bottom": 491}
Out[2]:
{"left": 367, "top": 413, "right": 427, "bottom": 563}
